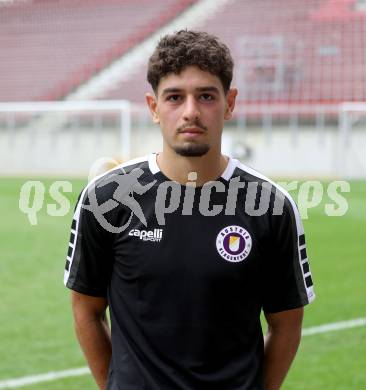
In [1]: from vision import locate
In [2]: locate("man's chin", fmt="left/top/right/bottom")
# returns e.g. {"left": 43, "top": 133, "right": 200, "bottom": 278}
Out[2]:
{"left": 173, "top": 143, "right": 210, "bottom": 157}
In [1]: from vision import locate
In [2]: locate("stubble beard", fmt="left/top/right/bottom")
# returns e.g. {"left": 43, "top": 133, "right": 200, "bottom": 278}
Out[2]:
{"left": 174, "top": 121, "right": 210, "bottom": 157}
{"left": 173, "top": 142, "right": 210, "bottom": 157}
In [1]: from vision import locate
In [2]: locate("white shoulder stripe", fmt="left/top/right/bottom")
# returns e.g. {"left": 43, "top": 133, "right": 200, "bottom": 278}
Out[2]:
{"left": 221, "top": 157, "right": 238, "bottom": 181}
{"left": 148, "top": 153, "right": 159, "bottom": 174}
{"left": 118, "top": 155, "right": 149, "bottom": 169}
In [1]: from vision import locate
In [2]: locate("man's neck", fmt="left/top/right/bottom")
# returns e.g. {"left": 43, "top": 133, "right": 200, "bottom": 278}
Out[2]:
{"left": 156, "top": 148, "right": 229, "bottom": 186}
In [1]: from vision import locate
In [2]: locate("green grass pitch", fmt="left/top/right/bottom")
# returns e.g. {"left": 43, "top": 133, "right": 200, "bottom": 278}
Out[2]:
{"left": 0, "top": 177, "right": 365, "bottom": 389}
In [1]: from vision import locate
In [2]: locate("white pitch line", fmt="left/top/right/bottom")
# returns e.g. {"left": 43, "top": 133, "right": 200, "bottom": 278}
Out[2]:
{"left": 0, "top": 367, "right": 90, "bottom": 389}
{"left": 302, "top": 317, "right": 366, "bottom": 336}
{"left": 0, "top": 317, "right": 365, "bottom": 389}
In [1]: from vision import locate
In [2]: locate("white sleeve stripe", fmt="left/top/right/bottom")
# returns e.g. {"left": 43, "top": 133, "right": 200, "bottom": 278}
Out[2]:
{"left": 236, "top": 161, "right": 315, "bottom": 304}
{"left": 63, "top": 155, "right": 149, "bottom": 287}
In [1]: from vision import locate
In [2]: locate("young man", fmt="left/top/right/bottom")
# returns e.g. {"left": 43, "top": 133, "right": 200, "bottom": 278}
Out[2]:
{"left": 64, "top": 30, "right": 315, "bottom": 390}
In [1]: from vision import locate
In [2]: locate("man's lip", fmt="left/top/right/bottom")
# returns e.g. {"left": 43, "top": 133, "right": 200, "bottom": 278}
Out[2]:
{"left": 180, "top": 127, "right": 204, "bottom": 134}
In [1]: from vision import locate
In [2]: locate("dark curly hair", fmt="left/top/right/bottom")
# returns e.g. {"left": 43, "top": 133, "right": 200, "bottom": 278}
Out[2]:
{"left": 147, "top": 30, "right": 234, "bottom": 93}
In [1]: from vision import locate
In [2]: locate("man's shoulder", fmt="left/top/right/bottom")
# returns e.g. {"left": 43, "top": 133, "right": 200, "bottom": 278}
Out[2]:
{"left": 80, "top": 155, "right": 153, "bottom": 206}
{"left": 115, "top": 155, "right": 151, "bottom": 174}
{"left": 231, "top": 158, "right": 298, "bottom": 214}
{"left": 96, "top": 155, "right": 150, "bottom": 182}
{"left": 231, "top": 159, "right": 279, "bottom": 192}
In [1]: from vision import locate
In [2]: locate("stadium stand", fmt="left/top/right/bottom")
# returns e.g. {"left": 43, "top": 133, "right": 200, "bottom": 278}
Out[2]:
{"left": 103, "top": 0, "right": 366, "bottom": 105}
{"left": 0, "top": 0, "right": 196, "bottom": 102}
{"left": 1, "top": 0, "right": 365, "bottom": 105}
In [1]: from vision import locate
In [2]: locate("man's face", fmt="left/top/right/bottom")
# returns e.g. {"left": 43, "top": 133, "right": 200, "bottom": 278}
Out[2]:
{"left": 146, "top": 66, "right": 237, "bottom": 157}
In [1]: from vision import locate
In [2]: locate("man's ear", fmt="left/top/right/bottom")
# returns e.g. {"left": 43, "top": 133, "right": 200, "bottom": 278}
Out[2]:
{"left": 145, "top": 93, "right": 160, "bottom": 124}
{"left": 224, "top": 88, "right": 238, "bottom": 120}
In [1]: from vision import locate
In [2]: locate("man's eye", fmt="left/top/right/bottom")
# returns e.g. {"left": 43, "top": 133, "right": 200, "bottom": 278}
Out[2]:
{"left": 200, "top": 94, "right": 214, "bottom": 101}
{"left": 167, "top": 95, "right": 181, "bottom": 102}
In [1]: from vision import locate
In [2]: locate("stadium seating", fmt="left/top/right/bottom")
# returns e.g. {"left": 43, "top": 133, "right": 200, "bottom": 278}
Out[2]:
{"left": 2, "top": 0, "right": 365, "bottom": 105}
{"left": 104, "top": 0, "right": 366, "bottom": 105}
{"left": 0, "top": 0, "right": 196, "bottom": 102}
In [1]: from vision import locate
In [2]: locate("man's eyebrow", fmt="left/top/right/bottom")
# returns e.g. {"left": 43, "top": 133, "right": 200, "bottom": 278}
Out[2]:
{"left": 196, "top": 86, "right": 220, "bottom": 93}
{"left": 161, "top": 86, "right": 220, "bottom": 95}
{"left": 161, "top": 88, "right": 183, "bottom": 95}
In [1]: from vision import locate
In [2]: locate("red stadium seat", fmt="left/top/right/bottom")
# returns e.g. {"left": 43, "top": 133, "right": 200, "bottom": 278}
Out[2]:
{"left": 0, "top": 0, "right": 196, "bottom": 102}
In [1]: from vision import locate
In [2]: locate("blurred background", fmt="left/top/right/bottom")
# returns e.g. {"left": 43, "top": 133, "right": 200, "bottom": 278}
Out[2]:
{"left": 0, "top": 0, "right": 365, "bottom": 389}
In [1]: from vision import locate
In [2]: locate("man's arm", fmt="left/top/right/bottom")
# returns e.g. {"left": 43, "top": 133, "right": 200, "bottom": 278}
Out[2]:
{"left": 263, "top": 307, "right": 304, "bottom": 390}
{"left": 71, "top": 291, "right": 112, "bottom": 390}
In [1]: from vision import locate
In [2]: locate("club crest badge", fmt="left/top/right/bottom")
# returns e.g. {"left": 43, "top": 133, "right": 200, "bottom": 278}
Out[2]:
{"left": 216, "top": 225, "right": 252, "bottom": 262}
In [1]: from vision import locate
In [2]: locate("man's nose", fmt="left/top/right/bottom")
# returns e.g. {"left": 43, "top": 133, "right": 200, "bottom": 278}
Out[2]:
{"left": 182, "top": 96, "right": 200, "bottom": 122}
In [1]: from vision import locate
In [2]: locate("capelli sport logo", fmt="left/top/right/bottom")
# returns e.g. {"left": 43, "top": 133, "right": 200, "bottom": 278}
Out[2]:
{"left": 129, "top": 228, "right": 163, "bottom": 242}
